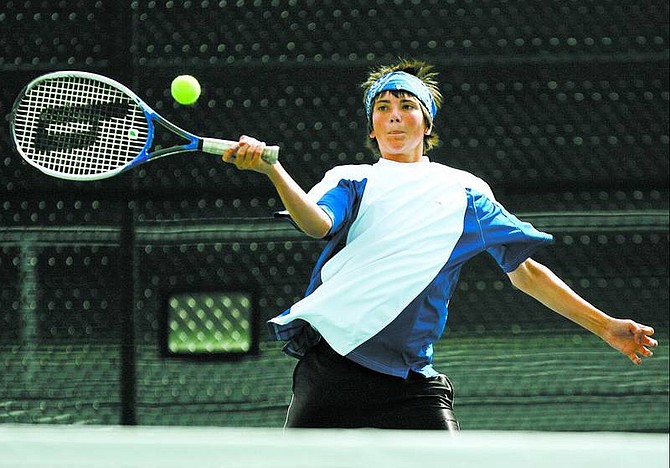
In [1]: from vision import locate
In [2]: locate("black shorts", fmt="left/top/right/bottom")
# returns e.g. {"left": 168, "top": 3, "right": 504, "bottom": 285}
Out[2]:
{"left": 285, "top": 339, "right": 460, "bottom": 431}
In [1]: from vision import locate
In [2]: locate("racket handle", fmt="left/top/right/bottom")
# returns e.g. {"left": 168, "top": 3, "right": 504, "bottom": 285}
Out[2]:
{"left": 201, "top": 138, "right": 279, "bottom": 165}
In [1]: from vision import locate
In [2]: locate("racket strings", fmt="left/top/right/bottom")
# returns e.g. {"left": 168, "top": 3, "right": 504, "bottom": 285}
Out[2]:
{"left": 13, "top": 76, "right": 149, "bottom": 177}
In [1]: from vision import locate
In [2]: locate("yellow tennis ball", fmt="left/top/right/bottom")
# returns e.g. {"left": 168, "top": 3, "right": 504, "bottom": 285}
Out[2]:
{"left": 171, "top": 75, "right": 201, "bottom": 105}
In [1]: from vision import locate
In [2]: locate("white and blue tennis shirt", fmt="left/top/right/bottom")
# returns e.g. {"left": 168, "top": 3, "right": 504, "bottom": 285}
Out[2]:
{"left": 268, "top": 157, "right": 553, "bottom": 378}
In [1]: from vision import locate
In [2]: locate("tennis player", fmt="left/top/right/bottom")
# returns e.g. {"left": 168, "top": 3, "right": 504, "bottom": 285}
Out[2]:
{"left": 222, "top": 59, "right": 658, "bottom": 431}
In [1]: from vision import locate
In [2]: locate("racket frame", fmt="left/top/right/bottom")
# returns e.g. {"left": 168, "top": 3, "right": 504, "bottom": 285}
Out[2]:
{"left": 10, "top": 70, "right": 277, "bottom": 181}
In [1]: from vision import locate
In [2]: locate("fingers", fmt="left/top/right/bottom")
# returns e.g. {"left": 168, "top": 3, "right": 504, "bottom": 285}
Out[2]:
{"left": 629, "top": 353, "right": 643, "bottom": 365}
{"left": 221, "top": 143, "right": 239, "bottom": 163}
{"left": 628, "top": 347, "right": 655, "bottom": 365}
{"left": 640, "top": 346, "right": 654, "bottom": 357}
{"left": 222, "top": 135, "right": 268, "bottom": 171}
{"left": 628, "top": 323, "right": 658, "bottom": 365}
{"left": 636, "top": 333, "right": 659, "bottom": 348}
{"left": 636, "top": 324, "right": 655, "bottom": 337}
{"left": 633, "top": 324, "right": 658, "bottom": 348}
{"left": 616, "top": 320, "right": 658, "bottom": 365}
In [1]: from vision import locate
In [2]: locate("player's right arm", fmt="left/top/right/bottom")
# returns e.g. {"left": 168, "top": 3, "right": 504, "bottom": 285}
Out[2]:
{"left": 267, "top": 163, "right": 332, "bottom": 238}
{"left": 222, "top": 135, "right": 332, "bottom": 239}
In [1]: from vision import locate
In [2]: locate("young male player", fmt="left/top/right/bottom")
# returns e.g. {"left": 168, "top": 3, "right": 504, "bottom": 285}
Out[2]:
{"left": 222, "top": 59, "right": 658, "bottom": 430}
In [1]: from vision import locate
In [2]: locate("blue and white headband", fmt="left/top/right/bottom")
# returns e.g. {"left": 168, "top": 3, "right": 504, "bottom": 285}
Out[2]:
{"left": 364, "top": 71, "right": 437, "bottom": 122}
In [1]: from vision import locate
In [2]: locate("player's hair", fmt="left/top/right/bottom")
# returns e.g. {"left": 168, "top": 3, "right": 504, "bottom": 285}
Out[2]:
{"left": 361, "top": 58, "right": 443, "bottom": 157}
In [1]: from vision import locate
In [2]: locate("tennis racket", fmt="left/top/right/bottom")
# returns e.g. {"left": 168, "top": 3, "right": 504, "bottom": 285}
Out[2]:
{"left": 9, "top": 70, "right": 279, "bottom": 181}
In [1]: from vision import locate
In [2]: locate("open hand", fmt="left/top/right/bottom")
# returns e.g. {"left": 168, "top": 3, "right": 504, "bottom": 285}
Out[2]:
{"left": 602, "top": 319, "right": 658, "bottom": 365}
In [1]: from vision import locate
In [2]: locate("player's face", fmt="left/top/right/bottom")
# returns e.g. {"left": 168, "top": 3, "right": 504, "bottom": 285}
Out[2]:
{"left": 369, "top": 91, "right": 428, "bottom": 162}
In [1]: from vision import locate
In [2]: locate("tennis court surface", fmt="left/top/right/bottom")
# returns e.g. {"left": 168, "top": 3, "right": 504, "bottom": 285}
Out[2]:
{"left": 1, "top": 424, "right": 668, "bottom": 468}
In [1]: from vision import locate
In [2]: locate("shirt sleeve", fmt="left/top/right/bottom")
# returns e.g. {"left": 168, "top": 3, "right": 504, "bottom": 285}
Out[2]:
{"left": 473, "top": 190, "right": 554, "bottom": 273}
{"left": 273, "top": 166, "right": 353, "bottom": 226}
{"left": 316, "top": 178, "right": 365, "bottom": 237}
{"left": 275, "top": 165, "right": 367, "bottom": 235}
{"left": 306, "top": 166, "right": 361, "bottom": 202}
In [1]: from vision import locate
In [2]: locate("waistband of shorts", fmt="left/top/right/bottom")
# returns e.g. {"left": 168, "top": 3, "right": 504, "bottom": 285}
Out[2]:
{"left": 313, "top": 338, "right": 427, "bottom": 380}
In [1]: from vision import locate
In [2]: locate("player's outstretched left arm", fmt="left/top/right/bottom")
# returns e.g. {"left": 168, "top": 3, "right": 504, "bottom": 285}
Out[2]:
{"left": 507, "top": 258, "right": 658, "bottom": 364}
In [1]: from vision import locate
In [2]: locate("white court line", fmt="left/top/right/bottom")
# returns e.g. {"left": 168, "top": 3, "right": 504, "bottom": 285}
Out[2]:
{"left": 0, "top": 425, "right": 668, "bottom": 468}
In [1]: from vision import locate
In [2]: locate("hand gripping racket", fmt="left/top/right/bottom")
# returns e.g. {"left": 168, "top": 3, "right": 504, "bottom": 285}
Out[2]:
{"left": 9, "top": 71, "right": 279, "bottom": 181}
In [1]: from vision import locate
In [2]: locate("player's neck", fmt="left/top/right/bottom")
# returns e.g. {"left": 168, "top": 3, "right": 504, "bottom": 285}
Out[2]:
{"left": 380, "top": 152, "right": 425, "bottom": 163}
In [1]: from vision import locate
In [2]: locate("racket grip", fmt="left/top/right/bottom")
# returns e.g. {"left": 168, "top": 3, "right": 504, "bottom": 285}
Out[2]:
{"left": 201, "top": 138, "right": 279, "bottom": 165}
